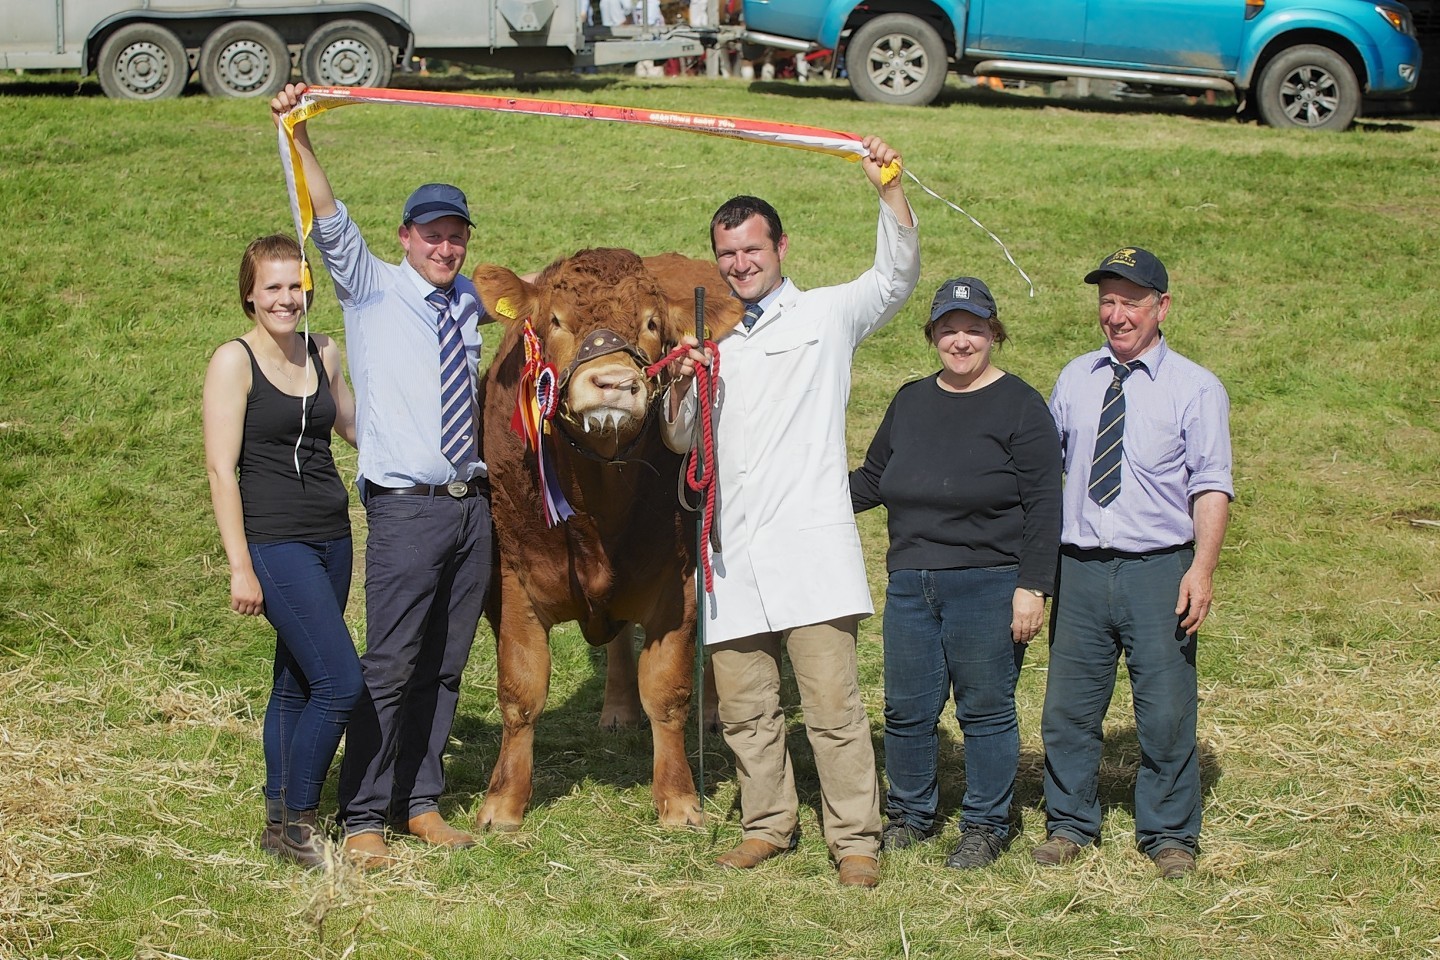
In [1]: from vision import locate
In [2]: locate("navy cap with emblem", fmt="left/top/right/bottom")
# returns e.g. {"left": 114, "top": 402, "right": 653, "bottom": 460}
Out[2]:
{"left": 1084, "top": 246, "right": 1168, "bottom": 293}
{"left": 929, "top": 276, "right": 997, "bottom": 324}
{"left": 402, "top": 183, "right": 474, "bottom": 226}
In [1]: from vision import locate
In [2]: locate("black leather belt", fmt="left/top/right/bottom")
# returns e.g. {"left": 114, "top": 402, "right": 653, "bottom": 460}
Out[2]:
{"left": 1062, "top": 542, "right": 1192, "bottom": 561}
{"left": 367, "top": 479, "right": 486, "bottom": 500}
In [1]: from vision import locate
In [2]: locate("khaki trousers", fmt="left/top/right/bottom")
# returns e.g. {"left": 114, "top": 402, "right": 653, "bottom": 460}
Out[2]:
{"left": 711, "top": 617, "right": 882, "bottom": 860}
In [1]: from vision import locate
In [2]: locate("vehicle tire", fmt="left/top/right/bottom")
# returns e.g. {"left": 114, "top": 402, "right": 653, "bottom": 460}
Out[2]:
{"left": 198, "top": 21, "right": 291, "bottom": 99}
{"left": 845, "top": 13, "right": 948, "bottom": 107}
{"left": 96, "top": 23, "right": 189, "bottom": 101}
{"left": 300, "top": 20, "right": 393, "bottom": 89}
{"left": 1256, "top": 44, "right": 1360, "bottom": 130}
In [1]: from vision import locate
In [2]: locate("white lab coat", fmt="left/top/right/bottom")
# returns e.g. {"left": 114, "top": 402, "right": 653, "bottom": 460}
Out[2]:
{"left": 663, "top": 201, "right": 920, "bottom": 644}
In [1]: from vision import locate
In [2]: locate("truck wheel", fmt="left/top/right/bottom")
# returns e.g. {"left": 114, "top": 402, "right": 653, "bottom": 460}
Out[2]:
{"left": 96, "top": 23, "right": 189, "bottom": 101}
{"left": 1256, "top": 45, "right": 1359, "bottom": 130}
{"left": 301, "top": 20, "right": 392, "bottom": 89}
{"left": 198, "top": 21, "right": 291, "bottom": 99}
{"left": 846, "top": 14, "right": 948, "bottom": 107}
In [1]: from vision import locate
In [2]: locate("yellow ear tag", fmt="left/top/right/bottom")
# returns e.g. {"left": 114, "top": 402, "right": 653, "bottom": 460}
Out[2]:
{"left": 494, "top": 296, "right": 519, "bottom": 320}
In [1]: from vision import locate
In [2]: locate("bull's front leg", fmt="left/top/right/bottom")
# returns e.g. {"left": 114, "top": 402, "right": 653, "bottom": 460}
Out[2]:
{"left": 638, "top": 602, "right": 703, "bottom": 828}
{"left": 477, "top": 566, "right": 551, "bottom": 833}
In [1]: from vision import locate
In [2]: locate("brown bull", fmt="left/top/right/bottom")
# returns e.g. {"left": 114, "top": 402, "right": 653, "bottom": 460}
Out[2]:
{"left": 472, "top": 248, "right": 740, "bottom": 831}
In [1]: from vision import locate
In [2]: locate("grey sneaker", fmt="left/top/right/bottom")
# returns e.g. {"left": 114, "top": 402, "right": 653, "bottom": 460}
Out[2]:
{"left": 944, "top": 826, "right": 1005, "bottom": 870}
{"left": 880, "top": 819, "right": 940, "bottom": 851}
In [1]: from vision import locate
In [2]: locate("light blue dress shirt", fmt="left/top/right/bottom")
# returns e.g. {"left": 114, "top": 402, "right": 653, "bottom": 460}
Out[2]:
{"left": 1049, "top": 336, "right": 1233, "bottom": 553}
{"left": 311, "top": 201, "right": 486, "bottom": 491}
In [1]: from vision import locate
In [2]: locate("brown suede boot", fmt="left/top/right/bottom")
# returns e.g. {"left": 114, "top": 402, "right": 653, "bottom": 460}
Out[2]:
{"left": 405, "top": 811, "right": 476, "bottom": 849}
{"left": 343, "top": 831, "right": 397, "bottom": 871}
{"left": 277, "top": 808, "right": 327, "bottom": 870}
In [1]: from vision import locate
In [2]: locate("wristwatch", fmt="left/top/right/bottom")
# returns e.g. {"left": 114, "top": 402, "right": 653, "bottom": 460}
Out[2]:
{"left": 1024, "top": 588, "right": 1047, "bottom": 599}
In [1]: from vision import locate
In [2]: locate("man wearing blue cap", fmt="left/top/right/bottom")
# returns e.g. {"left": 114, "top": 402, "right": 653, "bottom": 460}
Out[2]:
{"left": 272, "top": 83, "right": 493, "bottom": 868}
{"left": 1036, "top": 246, "right": 1233, "bottom": 879}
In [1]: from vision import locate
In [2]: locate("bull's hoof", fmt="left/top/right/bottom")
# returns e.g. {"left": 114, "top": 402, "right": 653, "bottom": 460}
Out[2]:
{"left": 476, "top": 802, "right": 525, "bottom": 834}
{"left": 599, "top": 704, "right": 644, "bottom": 730}
{"left": 702, "top": 707, "right": 721, "bottom": 734}
{"left": 657, "top": 795, "right": 704, "bottom": 829}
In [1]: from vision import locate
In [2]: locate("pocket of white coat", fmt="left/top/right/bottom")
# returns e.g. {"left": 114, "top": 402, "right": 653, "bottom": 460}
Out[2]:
{"left": 761, "top": 334, "right": 821, "bottom": 401}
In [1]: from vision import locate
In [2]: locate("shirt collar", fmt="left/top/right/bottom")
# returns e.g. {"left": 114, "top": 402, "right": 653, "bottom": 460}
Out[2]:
{"left": 1092, "top": 335, "right": 1167, "bottom": 380}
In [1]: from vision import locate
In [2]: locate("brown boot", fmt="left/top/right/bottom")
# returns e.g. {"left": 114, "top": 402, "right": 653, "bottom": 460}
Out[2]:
{"left": 405, "top": 811, "right": 476, "bottom": 849}
{"left": 343, "top": 831, "right": 396, "bottom": 870}
{"left": 838, "top": 855, "right": 880, "bottom": 888}
{"left": 716, "top": 838, "right": 789, "bottom": 869}
{"left": 278, "top": 809, "right": 327, "bottom": 870}
{"left": 261, "top": 796, "right": 284, "bottom": 859}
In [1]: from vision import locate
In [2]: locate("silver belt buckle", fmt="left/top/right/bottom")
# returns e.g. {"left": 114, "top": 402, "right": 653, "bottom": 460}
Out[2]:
{"left": 445, "top": 480, "right": 470, "bottom": 498}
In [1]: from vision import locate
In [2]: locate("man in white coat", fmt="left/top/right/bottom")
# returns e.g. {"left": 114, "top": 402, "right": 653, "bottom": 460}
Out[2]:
{"left": 663, "top": 135, "right": 918, "bottom": 888}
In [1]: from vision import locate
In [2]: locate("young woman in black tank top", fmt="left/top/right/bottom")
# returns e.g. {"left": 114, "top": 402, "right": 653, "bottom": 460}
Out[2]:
{"left": 202, "top": 235, "right": 360, "bottom": 869}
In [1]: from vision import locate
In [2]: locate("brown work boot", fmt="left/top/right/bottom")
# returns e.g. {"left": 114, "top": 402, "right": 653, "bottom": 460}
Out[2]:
{"left": 837, "top": 855, "right": 880, "bottom": 888}
{"left": 277, "top": 809, "right": 328, "bottom": 870}
{"left": 1152, "top": 847, "right": 1196, "bottom": 879}
{"left": 1032, "top": 835, "right": 1083, "bottom": 866}
{"left": 343, "top": 831, "right": 397, "bottom": 870}
{"left": 716, "top": 838, "right": 789, "bottom": 869}
{"left": 260, "top": 796, "right": 284, "bottom": 859}
{"left": 405, "top": 812, "right": 476, "bottom": 849}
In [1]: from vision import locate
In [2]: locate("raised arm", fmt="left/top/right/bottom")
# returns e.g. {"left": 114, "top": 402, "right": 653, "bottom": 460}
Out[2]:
{"left": 202, "top": 342, "right": 265, "bottom": 616}
{"left": 859, "top": 135, "right": 913, "bottom": 228}
{"left": 271, "top": 82, "right": 337, "bottom": 220}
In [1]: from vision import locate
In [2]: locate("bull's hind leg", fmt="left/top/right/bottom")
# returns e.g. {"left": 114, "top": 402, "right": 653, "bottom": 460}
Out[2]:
{"left": 600, "top": 624, "right": 644, "bottom": 730}
{"left": 477, "top": 571, "right": 551, "bottom": 833}
{"left": 638, "top": 617, "right": 703, "bottom": 827}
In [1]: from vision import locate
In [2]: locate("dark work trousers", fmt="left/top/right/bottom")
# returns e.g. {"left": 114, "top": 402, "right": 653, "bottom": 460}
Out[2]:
{"left": 1040, "top": 546, "right": 1199, "bottom": 858}
{"left": 338, "top": 487, "right": 493, "bottom": 835}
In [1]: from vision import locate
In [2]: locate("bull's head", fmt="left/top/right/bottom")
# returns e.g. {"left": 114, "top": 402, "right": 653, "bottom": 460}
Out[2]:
{"left": 474, "top": 248, "right": 741, "bottom": 458}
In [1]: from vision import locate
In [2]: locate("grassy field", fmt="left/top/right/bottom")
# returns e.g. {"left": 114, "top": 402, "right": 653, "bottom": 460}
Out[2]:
{"left": 2, "top": 70, "right": 1438, "bottom": 959}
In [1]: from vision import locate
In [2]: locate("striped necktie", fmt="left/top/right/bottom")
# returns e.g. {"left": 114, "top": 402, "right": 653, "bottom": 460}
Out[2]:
{"left": 741, "top": 302, "right": 763, "bottom": 330}
{"left": 428, "top": 288, "right": 479, "bottom": 468}
{"left": 1087, "top": 359, "right": 1142, "bottom": 508}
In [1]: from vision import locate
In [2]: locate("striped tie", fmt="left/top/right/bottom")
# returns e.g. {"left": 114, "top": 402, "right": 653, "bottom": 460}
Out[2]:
{"left": 1087, "top": 360, "right": 1141, "bottom": 508}
{"left": 429, "top": 288, "right": 478, "bottom": 468}
{"left": 741, "top": 302, "right": 763, "bottom": 330}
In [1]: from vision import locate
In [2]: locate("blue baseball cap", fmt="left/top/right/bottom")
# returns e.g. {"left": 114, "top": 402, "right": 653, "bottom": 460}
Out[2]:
{"left": 1084, "top": 247, "right": 1168, "bottom": 293}
{"left": 402, "top": 183, "right": 473, "bottom": 226}
{"left": 929, "top": 276, "right": 996, "bottom": 323}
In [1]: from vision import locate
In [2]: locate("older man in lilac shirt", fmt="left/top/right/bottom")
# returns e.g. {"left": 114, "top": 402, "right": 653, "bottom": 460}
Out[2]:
{"left": 1035, "top": 247, "right": 1233, "bottom": 880}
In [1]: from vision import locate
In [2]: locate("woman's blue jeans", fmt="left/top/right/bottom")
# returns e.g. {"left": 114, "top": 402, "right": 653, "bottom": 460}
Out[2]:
{"left": 882, "top": 566, "right": 1024, "bottom": 837}
{"left": 249, "top": 537, "right": 364, "bottom": 812}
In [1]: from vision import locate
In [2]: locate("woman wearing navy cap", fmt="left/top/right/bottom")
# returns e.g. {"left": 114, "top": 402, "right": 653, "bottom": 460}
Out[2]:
{"left": 851, "top": 276, "right": 1061, "bottom": 869}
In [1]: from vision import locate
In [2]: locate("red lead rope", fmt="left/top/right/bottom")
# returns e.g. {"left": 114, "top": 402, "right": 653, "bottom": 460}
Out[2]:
{"left": 646, "top": 342, "right": 722, "bottom": 591}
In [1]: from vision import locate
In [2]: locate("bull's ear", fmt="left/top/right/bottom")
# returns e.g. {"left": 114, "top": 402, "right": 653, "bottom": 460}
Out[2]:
{"left": 471, "top": 264, "right": 537, "bottom": 327}
{"left": 642, "top": 253, "right": 744, "bottom": 339}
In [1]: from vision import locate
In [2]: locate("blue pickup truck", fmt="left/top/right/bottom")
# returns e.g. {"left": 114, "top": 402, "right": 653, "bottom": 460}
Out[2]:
{"left": 741, "top": 0, "right": 1422, "bottom": 129}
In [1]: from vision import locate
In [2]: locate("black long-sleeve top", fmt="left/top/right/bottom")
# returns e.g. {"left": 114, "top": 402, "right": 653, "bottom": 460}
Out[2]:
{"left": 850, "top": 371, "right": 1062, "bottom": 594}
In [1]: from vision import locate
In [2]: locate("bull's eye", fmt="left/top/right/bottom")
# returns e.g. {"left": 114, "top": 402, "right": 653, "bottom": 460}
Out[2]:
{"left": 551, "top": 315, "right": 562, "bottom": 330}
{"left": 646, "top": 318, "right": 658, "bottom": 333}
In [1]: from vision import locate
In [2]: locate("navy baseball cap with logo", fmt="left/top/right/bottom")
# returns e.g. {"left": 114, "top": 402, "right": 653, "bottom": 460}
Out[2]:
{"left": 401, "top": 183, "right": 473, "bottom": 226}
{"left": 1084, "top": 246, "right": 1168, "bottom": 293}
{"left": 929, "top": 276, "right": 997, "bottom": 324}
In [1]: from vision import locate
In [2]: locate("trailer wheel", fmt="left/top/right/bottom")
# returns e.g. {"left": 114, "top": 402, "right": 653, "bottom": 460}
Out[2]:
{"left": 846, "top": 13, "right": 948, "bottom": 107}
{"left": 1256, "top": 45, "right": 1360, "bottom": 130}
{"left": 301, "top": 20, "right": 392, "bottom": 89}
{"left": 96, "top": 23, "right": 190, "bottom": 101}
{"left": 198, "top": 21, "right": 291, "bottom": 99}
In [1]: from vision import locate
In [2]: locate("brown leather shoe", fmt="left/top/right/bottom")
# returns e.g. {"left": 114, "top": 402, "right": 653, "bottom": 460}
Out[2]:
{"left": 405, "top": 811, "right": 476, "bottom": 849}
{"left": 343, "top": 831, "right": 396, "bottom": 870}
{"left": 278, "top": 809, "right": 328, "bottom": 870}
{"left": 1152, "top": 847, "right": 1196, "bottom": 879}
{"left": 837, "top": 855, "right": 880, "bottom": 888}
{"left": 716, "top": 838, "right": 789, "bottom": 869}
{"left": 1032, "top": 835, "right": 1083, "bottom": 866}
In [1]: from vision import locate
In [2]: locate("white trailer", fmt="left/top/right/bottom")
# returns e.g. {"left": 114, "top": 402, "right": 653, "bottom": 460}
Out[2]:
{"left": 1, "top": 1, "right": 710, "bottom": 100}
